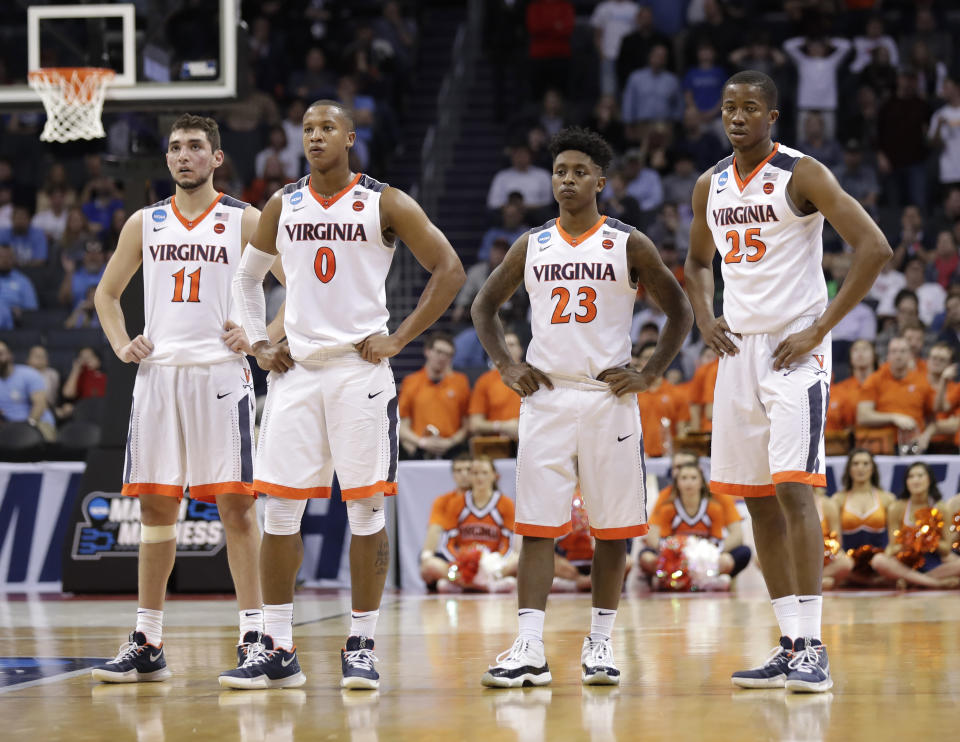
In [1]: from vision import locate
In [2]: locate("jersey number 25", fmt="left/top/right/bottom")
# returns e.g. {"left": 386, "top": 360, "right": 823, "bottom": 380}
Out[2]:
{"left": 723, "top": 228, "right": 767, "bottom": 264}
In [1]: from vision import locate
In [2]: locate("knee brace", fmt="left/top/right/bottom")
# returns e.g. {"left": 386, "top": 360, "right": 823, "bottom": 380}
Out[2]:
{"left": 346, "top": 494, "right": 385, "bottom": 536}
{"left": 140, "top": 523, "right": 177, "bottom": 543}
{"left": 264, "top": 496, "right": 307, "bottom": 536}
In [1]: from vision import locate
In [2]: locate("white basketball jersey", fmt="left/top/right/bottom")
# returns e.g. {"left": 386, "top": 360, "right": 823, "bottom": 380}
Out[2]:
{"left": 524, "top": 216, "right": 637, "bottom": 378}
{"left": 141, "top": 193, "right": 247, "bottom": 365}
{"left": 707, "top": 143, "right": 827, "bottom": 334}
{"left": 275, "top": 173, "right": 395, "bottom": 360}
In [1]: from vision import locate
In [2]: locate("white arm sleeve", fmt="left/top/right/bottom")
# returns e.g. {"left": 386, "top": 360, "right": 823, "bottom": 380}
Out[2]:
{"left": 233, "top": 244, "right": 276, "bottom": 347}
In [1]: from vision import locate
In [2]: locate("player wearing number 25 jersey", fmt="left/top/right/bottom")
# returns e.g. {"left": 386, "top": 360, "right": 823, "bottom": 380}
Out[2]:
{"left": 686, "top": 71, "right": 891, "bottom": 693}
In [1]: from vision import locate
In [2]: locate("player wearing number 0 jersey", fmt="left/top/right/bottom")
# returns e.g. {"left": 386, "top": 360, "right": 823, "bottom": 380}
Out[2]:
{"left": 226, "top": 100, "right": 464, "bottom": 691}
{"left": 473, "top": 127, "right": 692, "bottom": 688}
{"left": 686, "top": 71, "right": 892, "bottom": 693}
{"left": 92, "top": 114, "right": 286, "bottom": 685}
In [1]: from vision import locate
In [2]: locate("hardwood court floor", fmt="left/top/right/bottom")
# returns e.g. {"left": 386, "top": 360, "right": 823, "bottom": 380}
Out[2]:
{"left": 1, "top": 588, "right": 958, "bottom": 742}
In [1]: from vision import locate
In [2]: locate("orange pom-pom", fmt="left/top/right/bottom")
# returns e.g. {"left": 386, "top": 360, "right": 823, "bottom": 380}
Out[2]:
{"left": 823, "top": 530, "right": 841, "bottom": 566}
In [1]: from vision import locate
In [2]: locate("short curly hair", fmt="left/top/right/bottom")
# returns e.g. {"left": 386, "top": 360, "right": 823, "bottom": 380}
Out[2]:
{"left": 549, "top": 127, "right": 614, "bottom": 173}
{"left": 723, "top": 70, "right": 778, "bottom": 109}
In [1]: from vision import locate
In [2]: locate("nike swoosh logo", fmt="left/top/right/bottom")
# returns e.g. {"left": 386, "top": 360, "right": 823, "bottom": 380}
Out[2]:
{"left": 597, "top": 610, "right": 616, "bottom": 616}
{"left": 617, "top": 434, "right": 632, "bottom": 442}
{"left": 518, "top": 610, "right": 536, "bottom": 616}
{"left": 217, "top": 392, "right": 231, "bottom": 399}
{"left": 539, "top": 245, "right": 550, "bottom": 251}
{"left": 150, "top": 653, "right": 162, "bottom": 662}
{"left": 153, "top": 225, "right": 168, "bottom": 231}
{"left": 281, "top": 655, "right": 295, "bottom": 667}
{"left": 797, "top": 598, "right": 819, "bottom": 603}
{"left": 368, "top": 391, "right": 383, "bottom": 399}
{"left": 371, "top": 507, "right": 382, "bottom": 513}
{"left": 715, "top": 188, "right": 727, "bottom": 194}
{"left": 292, "top": 205, "right": 306, "bottom": 211}
{"left": 243, "top": 611, "right": 259, "bottom": 617}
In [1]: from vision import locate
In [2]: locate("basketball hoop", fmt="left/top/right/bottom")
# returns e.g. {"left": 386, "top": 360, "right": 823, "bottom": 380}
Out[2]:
{"left": 28, "top": 67, "right": 115, "bottom": 143}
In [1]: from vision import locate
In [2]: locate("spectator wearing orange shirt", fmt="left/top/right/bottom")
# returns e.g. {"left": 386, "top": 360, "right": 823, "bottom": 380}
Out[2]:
{"left": 689, "top": 345, "right": 718, "bottom": 431}
{"left": 399, "top": 332, "right": 471, "bottom": 459}
{"left": 827, "top": 339, "right": 876, "bottom": 433}
{"left": 631, "top": 342, "right": 690, "bottom": 457}
{"left": 902, "top": 319, "right": 929, "bottom": 374}
{"left": 419, "top": 455, "right": 517, "bottom": 592}
{"left": 469, "top": 331, "right": 523, "bottom": 441}
{"left": 857, "top": 336, "right": 937, "bottom": 453}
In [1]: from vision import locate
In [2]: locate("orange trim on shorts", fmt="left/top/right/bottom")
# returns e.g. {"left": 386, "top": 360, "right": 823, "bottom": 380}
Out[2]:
{"left": 710, "top": 480, "right": 776, "bottom": 498}
{"left": 253, "top": 479, "right": 332, "bottom": 499}
{"left": 122, "top": 483, "right": 184, "bottom": 498}
{"left": 590, "top": 524, "right": 648, "bottom": 539}
{"left": 514, "top": 521, "right": 572, "bottom": 538}
{"left": 189, "top": 481, "right": 255, "bottom": 502}
{"left": 340, "top": 481, "right": 398, "bottom": 500}
{"left": 771, "top": 471, "right": 826, "bottom": 487}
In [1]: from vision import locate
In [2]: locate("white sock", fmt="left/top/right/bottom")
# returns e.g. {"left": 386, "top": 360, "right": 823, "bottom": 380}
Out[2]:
{"left": 797, "top": 595, "right": 823, "bottom": 641}
{"left": 264, "top": 603, "right": 294, "bottom": 650}
{"left": 518, "top": 608, "right": 546, "bottom": 644}
{"left": 771, "top": 595, "right": 799, "bottom": 640}
{"left": 590, "top": 607, "right": 616, "bottom": 641}
{"left": 135, "top": 608, "right": 163, "bottom": 646}
{"left": 239, "top": 609, "right": 264, "bottom": 641}
{"left": 350, "top": 609, "right": 379, "bottom": 640}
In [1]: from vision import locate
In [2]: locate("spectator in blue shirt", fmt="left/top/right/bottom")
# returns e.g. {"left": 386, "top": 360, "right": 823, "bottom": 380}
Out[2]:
{"left": 59, "top": 239, "right": 105, "bottom": 310}
{"left": 478, "top": 203, "right": 528, "bottom": 262}
{"left": 0, "top": 243, "right": 38, "bottom": 328}
{"left": 0, "top": 341, "right": 55, "bottom": 439}
{"left": 622, "top": 44, "right": 683, "bottom": 136}
{"left": 683, "top": 42, "right": 726, "bottom": 124}
{"left": 0, "top": 204, "right": 48, "bottom": 266}
{"left": 79, "top": 154, "right": 124, "bottom": 235}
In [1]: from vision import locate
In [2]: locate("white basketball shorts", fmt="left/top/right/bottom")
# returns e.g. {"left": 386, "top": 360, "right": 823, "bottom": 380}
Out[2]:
{"left": 515, "top": 376, "right": 648, "bottom": 539}
{"left": 710, "top": 315, "right": 831, "bottom": 497}
{"left": 122, "top": 357, "right": 256, "bottom": 502}
{"left": 254, "top": 352, "right": 398, "bottom": 500}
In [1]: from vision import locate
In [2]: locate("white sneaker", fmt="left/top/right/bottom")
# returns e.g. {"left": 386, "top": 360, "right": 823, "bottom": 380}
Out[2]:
{"left": 481, "top": 637, "right": 552, "bottom": 688}
{"left": 581, "top": 636, "right": 620, "bottom": 686}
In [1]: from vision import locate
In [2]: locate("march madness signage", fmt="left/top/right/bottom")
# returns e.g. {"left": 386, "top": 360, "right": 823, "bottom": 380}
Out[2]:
{"left": 72, "top": 491, "right": 226, "bottom": 560}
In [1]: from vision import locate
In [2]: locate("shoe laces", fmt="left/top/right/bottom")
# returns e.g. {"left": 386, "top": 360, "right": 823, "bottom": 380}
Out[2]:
{"left": 761, "top": 643, "right": 790, "bottom": 668}
{"left": 495, "top": 637, "right": 534, "bottom": 666}
{"left": 584, "top": 637, "right": 614, "bottom": 666}
{"left": 344, "top": 646, "right": 378, "bottom": 671}
{"left": 787, "top": 643, "right": 822, "bottom": 674}
{"left": 107, "top": 640, "right": 143, "bottom": 664}
{"left": 239, "top": 641, "right": 273, "bottom": 668}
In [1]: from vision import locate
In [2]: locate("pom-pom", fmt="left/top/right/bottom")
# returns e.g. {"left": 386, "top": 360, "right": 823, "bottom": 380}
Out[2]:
{"left": 654, "top": 536, "right": 691, "bottom": 591}
{"left": 848, "top": 544, "right": 882, "bottom": 575}
{"left": 450, "top": 543, "right": 486, "bottom": 587}
{"left": 895, "top": 507, "right": 944, "bottom": 569}
{"left": 823, "top": 530, "right": 842, "bottom": 566}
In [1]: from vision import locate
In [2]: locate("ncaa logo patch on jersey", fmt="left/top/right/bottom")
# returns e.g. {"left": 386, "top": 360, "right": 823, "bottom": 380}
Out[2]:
{"left": 152, "top": 209, "right": 167, "bottom": 223}
{"left": 537, "top": 232, "right": 551, "bottom": 244}
{"left": 290, "top": 191, "right": 303, "bottom": 205}
{"left": 717, "top": 171, "right": 729, "bottom": 187}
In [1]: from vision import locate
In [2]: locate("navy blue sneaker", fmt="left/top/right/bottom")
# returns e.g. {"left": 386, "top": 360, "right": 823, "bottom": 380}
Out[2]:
{"left": 219, "top": 635, "right": 306, "bottom": 690}
{"left": 731, "top": 636, "right": 793, "bottom": 689}
{"left": 785, "top": 638, "right": 833, "bottom": 693}
{"left": 236, "top": 631, "right": 264, "bottom": 668}
{"left": 91, "top": 631, "right": 172, "bottom": 683}
{"left": 341, "top": 636, "right": 379, "bottom": 690}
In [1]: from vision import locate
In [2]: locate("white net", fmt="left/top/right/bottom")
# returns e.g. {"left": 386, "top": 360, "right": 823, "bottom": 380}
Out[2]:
{"left": 28, "top": 67, "right": 115, "bottom": 143}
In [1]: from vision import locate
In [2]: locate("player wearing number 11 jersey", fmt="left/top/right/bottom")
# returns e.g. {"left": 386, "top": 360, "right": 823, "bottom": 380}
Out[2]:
{"left": 93, "top": 114, "right": 286, "bottom": 684}
{"left": 685, "top": 71, "right": 892, "bottom": 693}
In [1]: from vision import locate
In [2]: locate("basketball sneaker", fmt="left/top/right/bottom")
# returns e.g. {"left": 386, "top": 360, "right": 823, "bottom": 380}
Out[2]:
{"left": 341, "top": 636, "right": 380, "bottom": 690}
{"left": 218, "top": 635, "right": 306, "bottom": 690}
{"left": 784, "top": 638, "right": 833, "bottom": 693}
{"left": 581, "top": 636, "right": 620, "bottom": 686}
{"left": 91, "top": 631, "right": 172, "bottom": 683}
{"left": 731, "top": 636, "right": 794, "bottom": 688}
{"left": 481, "top": 637, "right": 552, "bottom": 688}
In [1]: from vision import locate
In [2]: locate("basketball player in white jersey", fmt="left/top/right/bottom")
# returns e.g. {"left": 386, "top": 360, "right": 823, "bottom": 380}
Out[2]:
{"left": 90, "top": 115, "right": 286, "bottom": 683}
{"left": 472, "top": 127, "right": 692, "bottom": 687}
{"left": 221, "top": 100, "right": 464, "bottom": 690}
{"left": 686, "top": 71, "right": 892, "bottom": 692}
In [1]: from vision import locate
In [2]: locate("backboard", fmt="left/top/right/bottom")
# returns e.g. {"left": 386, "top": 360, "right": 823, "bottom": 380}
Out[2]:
{"left": 0, "top": 1, "right": 241, "bottom": 108}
